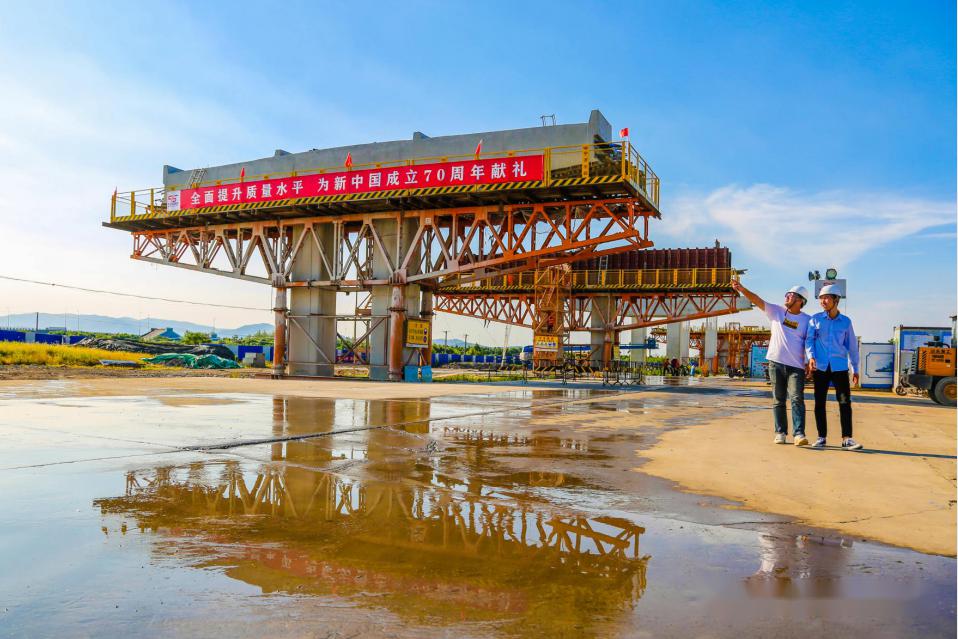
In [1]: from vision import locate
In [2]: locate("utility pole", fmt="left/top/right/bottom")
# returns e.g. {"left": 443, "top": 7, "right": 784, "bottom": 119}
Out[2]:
{"left": 501, "top": 324, "right": 511, "bottom": 369}
{"left": 464, "top": 334, "right": 468, "bottom": 351}
{"left": 35, "top": 312, "right": 38, "bottom": 331}
{"left": 444, "top": 330, "right": 448, "bottom": 346}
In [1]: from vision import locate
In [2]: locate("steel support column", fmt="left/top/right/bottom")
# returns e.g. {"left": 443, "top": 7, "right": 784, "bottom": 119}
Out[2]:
{"left": 590, "top": 296, "right": 614, "bottom": 369}
{"left": 388, "top": 285, "right": 406, "bottom": 381}
{"left": 630, "top": 328, "right": 648, "bottom": 364}
{"left": 272, "top": 274, "right": 287, "bottom": 377}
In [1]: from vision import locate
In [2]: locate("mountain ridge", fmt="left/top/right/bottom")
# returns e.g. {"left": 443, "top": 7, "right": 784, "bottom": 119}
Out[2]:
{"left": 0, "top": 313, "right": 272, "bottom": 337}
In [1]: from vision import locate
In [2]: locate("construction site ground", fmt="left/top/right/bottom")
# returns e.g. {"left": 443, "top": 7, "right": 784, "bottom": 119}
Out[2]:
{"left": 0, "top": 374, "right": 953, "bottom": 638}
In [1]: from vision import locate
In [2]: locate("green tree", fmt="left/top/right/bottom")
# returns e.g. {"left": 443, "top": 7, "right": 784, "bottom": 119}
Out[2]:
{"left": 221, "top": 330, "right": 274, "bottom": 346}
{"left": 182, "top": 331, "right": 211, "bottom": 345}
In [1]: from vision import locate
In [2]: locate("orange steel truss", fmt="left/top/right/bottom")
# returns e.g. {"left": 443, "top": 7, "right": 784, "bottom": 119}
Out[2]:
{"left": 129, "top": 197, "right": 655, "bottom": 287}
{"left": 655, "top": 324, "right": 770, "bottom": 373}
{"left": 717, "top": 325, "right": 771, "bottom": 370}
{"left": 108, "top": 131, "right": 761, "bottom": 377}
{"left": 435, "top": 291, "right": 744, "bottom": 332}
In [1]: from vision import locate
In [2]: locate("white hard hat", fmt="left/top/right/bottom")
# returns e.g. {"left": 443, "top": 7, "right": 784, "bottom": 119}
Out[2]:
{"left": 787, "top": 285, "right": 809, "bottom": 305}
{"left": 819, "top": 284, "right": 842, "bottom": 298}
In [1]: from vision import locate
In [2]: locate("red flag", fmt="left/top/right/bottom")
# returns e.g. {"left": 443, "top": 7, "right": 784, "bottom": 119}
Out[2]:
{"left": 474, "top": 139, "right": 483, "bottom": 158}
{"left": 619, "top": 127, "right": 629, "bottom": 138}
{"left": 344, "top": 152, "right": 353, "bottom": 168}
{"left": 240, "top": 167, "right": 246, "bottom": 180}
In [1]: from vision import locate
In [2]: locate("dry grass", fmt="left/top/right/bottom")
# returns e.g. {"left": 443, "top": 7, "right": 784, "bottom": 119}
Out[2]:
{"left": 0, "top": 342, "right": 149, "bottom": 367}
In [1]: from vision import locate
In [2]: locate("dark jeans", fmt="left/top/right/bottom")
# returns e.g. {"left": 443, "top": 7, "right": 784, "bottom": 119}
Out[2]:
{"left": 812, "top": 368, "right": 853, "bottom": 439}
{"left": 768, "top": 361, "right": 805, "bottom": 435}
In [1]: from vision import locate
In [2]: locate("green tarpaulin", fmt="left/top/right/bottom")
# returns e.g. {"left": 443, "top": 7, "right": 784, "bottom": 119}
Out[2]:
{"left": 142, "top": 353, "right": 242, "bottom": 369}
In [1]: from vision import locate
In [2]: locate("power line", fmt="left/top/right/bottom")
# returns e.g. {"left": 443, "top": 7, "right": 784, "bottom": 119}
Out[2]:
{"left": 0, "top": 274, "right": 268, "bottom": 311}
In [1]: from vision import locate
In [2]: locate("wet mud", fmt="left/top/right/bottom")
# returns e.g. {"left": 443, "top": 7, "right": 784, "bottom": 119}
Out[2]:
{"left": 0, "top": 385, "right": 953, "bottom": 638}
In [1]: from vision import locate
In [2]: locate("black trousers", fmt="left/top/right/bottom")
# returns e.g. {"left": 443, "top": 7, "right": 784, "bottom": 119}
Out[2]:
{"left": 812, "top": 368, "right": 853, "bottom": 439}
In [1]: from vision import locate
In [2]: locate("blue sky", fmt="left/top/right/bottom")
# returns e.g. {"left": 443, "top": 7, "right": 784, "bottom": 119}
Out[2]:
{"left": 0, "top": 1, "right": 954, "bottom": 343}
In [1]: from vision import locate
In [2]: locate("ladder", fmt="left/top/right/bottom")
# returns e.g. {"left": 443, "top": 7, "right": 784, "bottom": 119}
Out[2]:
{"left": 187, "top": 167, "right": 207, "bottom": 188}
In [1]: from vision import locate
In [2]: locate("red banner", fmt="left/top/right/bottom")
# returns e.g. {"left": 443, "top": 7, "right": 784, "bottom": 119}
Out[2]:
{"left": 169, "top": 155, "right": 544, "bottom": 212}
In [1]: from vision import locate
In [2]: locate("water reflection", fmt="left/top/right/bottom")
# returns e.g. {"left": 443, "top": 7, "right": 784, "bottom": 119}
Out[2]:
{"left": 94, "top": 396, "right": 650, "bottom": 637}
{"left": 745, "top": 532, "right": 854, "bottom": 599}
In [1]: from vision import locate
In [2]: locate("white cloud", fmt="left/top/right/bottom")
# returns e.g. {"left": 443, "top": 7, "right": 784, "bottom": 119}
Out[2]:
{"left": 664, "top": 184, "right": 956, "bottom": 268}
{"left": 0, "top": 47, "right": 287, "bottom": 326}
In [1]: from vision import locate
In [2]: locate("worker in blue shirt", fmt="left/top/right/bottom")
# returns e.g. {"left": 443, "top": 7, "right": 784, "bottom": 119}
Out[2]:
{"left": 805, "top": 284, "right": 862, "bottom": 450}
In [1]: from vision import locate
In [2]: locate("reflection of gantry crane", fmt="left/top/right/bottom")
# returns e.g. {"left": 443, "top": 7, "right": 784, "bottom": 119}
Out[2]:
{"left": 93, "top": 395, "right": 650, "bottom": 632}
{"left": 95, "top": 461, "right": 648, "bottom": 632}
{"left": 104, "top": 110, "right": 751, "bottom": 377}
{"left": 105, "top": 466, "right": 644, "bottom": 566}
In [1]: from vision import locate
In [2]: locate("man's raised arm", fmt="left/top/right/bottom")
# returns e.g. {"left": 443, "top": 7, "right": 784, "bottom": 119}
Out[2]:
{"left": 731, "top": 280, "right": 765, "bottom": 311}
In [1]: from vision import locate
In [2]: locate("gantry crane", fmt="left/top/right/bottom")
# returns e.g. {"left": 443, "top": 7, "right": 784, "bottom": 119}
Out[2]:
{"left": 104, "top": 110, "right": 751, "bottom": 378}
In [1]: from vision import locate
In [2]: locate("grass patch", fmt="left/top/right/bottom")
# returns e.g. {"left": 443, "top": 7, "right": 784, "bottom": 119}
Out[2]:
{"left": 0, "top": 342, "right": 149, "bottom": 367}
{"left": 433, "top": 372, "right": 527, "bottom": 383}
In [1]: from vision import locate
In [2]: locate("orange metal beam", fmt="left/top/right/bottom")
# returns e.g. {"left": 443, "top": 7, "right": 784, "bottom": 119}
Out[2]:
{"left": 434, "top": 291, "right": 747, "bottom": 331}
{"left": 129, "top": 197, "right": 655, "bottom": 287}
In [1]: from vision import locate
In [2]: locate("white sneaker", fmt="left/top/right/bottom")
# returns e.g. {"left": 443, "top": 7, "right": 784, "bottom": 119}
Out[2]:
{"left": 774, "top": 433, "right": 787, "bottom": 444}
{"left": 794, "top": 435, "right": 809, "bottom": 446}
{"left": 842, "top": 438, "right": 863, "bottom": 450}
{"left": 812, "top": 437, "right": 826, "bottom": 448}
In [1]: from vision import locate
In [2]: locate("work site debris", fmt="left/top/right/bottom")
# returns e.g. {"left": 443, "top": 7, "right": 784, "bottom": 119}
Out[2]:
{"left": 141, "top": 353, "right": 241, "bottom": 369}
{"left": 98, "top": 360, "right": 144, "bottom": 368}
{"left": 76, "top": 337, "right": 236, "bottom": 360}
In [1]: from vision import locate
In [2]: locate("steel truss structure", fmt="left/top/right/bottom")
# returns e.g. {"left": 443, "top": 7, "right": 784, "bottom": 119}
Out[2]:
{"left": 435, "top": 291, "right": 745, "bottom": 332}
{"left": 692, "top": 324, "right": 770, "bottom": 373}
{"left": 111, "top": 132, "right": 751, "bottom": 375}
{"left": 129, "top": 198, "right": 655, "bottom": 287}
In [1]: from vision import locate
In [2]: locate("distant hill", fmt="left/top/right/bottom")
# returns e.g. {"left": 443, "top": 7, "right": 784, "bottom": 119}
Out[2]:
{"left": 437, "top": 338, "right": 469, "bottom": 348}
{"left": 0, "top": 313, "right": 272, "bottom": 338}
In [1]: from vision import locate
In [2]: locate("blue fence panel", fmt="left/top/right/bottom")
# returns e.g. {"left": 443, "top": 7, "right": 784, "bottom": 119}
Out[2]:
{"left": 0, "top": 330, "right": 26, "bottom": 343}
{"left": 450, "top": 354, "right": 461, "bottom": 363}
{"left": 34, "top": 333, "right": 64, "bottom": 345}
{"left": 238, "top": 345, "right": 265, "bottom": 360}
{"left": 68, "top": 335, "right": 86, "bottom": 344}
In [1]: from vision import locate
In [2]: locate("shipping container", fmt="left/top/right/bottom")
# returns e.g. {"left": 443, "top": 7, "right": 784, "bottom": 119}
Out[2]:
{"left": 572, "top": 247, "right": 731, "bottom": 271}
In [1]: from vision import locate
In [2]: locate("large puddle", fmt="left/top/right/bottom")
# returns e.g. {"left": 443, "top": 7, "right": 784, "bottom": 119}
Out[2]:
{"left": 0, "top": 388, "right": 953, "bottom": 637}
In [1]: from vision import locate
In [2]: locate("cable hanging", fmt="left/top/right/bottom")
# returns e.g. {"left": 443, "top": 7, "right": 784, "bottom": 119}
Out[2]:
{"left": 0, "top": 275, "right": 269, "bottom": 311}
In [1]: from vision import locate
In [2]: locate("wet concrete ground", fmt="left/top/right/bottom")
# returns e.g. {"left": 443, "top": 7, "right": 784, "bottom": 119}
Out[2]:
{"left": 0, "top": 384, "right": 953, "bottom": 638}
